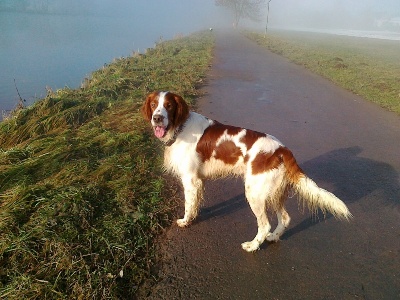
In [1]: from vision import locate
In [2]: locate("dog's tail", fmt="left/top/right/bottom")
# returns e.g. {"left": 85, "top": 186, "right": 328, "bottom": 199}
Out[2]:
{"left": 279, "top": 147, "right": 352, "bottom": 220}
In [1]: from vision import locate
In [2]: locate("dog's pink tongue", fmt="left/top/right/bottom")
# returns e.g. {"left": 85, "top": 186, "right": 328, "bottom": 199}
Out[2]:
{"left": 154, "top": 126, "right": 166, "bottom": 138}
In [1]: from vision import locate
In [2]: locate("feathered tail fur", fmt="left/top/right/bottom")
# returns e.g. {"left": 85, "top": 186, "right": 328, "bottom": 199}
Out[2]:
{"left": 279, "top": 147, "right": 352, "bottom": 220}
{"left": 294, "top": 176, "right": 352, "bottom": 220}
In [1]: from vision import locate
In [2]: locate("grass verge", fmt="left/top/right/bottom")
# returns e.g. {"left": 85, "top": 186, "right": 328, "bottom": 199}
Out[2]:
{"left": 244, "top": 30, "right": 400, "bottom": 114}
{"left": 0, "top": 30, "right": 214, "bottom": 299}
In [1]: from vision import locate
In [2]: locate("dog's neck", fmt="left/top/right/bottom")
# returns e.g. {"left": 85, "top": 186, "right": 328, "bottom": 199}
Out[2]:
{"left": 163, "top": 123, "right": 185, "bottom": 147}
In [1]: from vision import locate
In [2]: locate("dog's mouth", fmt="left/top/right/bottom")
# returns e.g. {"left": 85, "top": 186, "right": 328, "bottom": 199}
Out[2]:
{"left": 153, "top": 125, "right": 168, "bottom": 138}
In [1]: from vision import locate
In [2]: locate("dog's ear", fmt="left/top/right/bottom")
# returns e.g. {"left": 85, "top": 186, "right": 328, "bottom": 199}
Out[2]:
{"left": 172, "top": 93, "right": 189, "bottom": 127}
{"left": 142, "top": 92, "right": 157, "bottom": 121}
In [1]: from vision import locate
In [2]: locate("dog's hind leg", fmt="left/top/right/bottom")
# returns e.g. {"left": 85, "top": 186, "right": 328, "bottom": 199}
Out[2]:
{"left": 241, "top": 181, "right": 271, "bottom": 252}
{"left": 267, "top": 205, "right": 291, "bottom": 242}
{"left": 177, "top": 176, "right": 203, "bottom": 227}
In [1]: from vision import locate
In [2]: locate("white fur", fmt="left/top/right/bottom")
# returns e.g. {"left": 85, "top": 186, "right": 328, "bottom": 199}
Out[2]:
{"left": 164, "top": 112, "right": 212, "bottom": 177}
{"left": 151, "top": 91, "right": 169, "bottom": 128}
{"left": 295, "top": 177, "right": 351, "bottom": 219}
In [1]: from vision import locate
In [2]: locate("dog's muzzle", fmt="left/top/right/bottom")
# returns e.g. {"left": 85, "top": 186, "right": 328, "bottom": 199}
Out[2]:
{"left": 152, "top": 114, "right": 168, "bottom": 138}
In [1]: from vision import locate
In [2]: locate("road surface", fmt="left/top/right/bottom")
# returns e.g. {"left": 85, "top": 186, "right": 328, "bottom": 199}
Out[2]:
{"left": 146, "top": 30, "right": 400, "bottom": 300}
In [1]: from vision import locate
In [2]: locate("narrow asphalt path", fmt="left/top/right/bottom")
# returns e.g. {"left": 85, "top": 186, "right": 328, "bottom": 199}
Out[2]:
{"left": 147, "top": 30, "right": 400, "bottom": 300}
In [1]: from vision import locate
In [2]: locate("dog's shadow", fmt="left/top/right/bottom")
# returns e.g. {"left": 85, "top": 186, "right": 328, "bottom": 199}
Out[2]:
{"left": 197, "top": 146, "right": 400, "bottom": 238}
{"left": 198, "top": 193, "right": 247, "bottom": 223}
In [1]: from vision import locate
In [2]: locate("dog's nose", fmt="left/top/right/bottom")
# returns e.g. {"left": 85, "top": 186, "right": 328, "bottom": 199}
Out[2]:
{"left": 153, "top": 114, "right": 164, "bottom": 124}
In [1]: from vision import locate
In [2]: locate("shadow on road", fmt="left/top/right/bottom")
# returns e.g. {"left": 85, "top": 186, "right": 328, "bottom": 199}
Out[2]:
{"left": 198, "top": 193, "right": 246, "bottom": 223}
{"left": 302, "top": 146, "right": 399, "bottom": 206}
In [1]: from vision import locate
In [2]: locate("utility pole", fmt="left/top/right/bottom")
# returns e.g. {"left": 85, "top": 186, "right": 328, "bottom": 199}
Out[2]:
{"left": 265, "top": 0, "right": 272, "bottom": 38}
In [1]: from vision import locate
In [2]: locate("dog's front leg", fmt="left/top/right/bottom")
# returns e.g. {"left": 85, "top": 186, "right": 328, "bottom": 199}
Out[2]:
{"left": 177, "top": 175, "right": 203, "bottom": 227}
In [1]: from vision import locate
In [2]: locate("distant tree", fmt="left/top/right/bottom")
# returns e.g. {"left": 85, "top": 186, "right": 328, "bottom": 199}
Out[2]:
{"left": 216, "top": 0, "right": 265, "bottom": 28}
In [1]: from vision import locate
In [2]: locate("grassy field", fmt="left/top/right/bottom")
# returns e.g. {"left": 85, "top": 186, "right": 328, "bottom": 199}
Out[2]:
{"left": 244, "top": 30, "right": 400, "bottom": 114}
{"left": 0, "top": 31, "right": 214, "bottom": 299}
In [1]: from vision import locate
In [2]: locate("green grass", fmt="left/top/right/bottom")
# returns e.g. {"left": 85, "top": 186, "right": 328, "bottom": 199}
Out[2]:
{"left": 244, "top": 30, "right": 400, "bottom": 114}
{"left": 0, "top": 31, "right": 214, "bottom": 299}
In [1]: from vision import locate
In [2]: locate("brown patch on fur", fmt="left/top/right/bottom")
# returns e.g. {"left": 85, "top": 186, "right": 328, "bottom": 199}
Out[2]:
{"left": 214, "top": 140, "right": 243, "bottom": 165}
{"left": 196, "top": 122, "right": 242, "bottom": 162}
{"left": 251, "top": 146, "right": 304, "bottom": 184}
{"left": 142, "top": 92, "right": 159, "bottom": 121}
{"left": 225, "top": 125, "right": 242, "bottom": 136}
{"left": 165, "top": 93, "right": 189, "bottom": 128}
{"left": 251, "top": 151, "right": 282, "bottom": 175}
{"left": 240, "top": 130, "right": 266, "bottom": 150}
{"left": 276, "top": 147, "right": 304, "bottom": 184}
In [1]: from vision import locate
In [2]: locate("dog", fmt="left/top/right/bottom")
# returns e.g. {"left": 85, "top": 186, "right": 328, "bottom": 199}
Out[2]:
{"left": 142, "top": 91, "right": 352, "bottom": 252}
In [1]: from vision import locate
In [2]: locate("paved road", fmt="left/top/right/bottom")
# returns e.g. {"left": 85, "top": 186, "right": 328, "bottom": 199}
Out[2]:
{"left": 147, "top": 30, "right": 400, "bottom": 300}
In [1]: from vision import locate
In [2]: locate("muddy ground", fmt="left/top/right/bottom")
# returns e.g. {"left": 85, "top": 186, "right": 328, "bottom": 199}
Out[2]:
{"left": 144, "top": 30, "right": 400, "bottom": 300}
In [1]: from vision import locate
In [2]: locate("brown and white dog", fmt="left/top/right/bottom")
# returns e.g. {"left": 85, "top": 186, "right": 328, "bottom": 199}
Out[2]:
{"left": 142, "top": 91, "right": 352, "bottom": 252}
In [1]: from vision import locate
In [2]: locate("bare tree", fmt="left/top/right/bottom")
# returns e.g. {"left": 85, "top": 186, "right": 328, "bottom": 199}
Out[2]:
{"left": 216, "top": 0, "right": 265, "bottom": 28}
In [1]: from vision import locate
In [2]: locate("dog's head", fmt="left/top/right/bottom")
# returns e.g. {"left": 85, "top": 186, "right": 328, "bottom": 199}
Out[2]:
{"left": 142, "top": 91, "right": 189, "bottom": 140}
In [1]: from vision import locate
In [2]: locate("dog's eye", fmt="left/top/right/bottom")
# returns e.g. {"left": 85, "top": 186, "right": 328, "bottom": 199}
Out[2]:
{"left": 150, "top": 102, "right": 156, "bottom": 108}
{"left": 166, "top": 103, "right": 172, "bottom": 110}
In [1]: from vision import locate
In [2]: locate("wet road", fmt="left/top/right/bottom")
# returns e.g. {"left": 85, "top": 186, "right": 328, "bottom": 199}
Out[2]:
{"left": 147, "top": 30, "right": 400, "bottom": 299}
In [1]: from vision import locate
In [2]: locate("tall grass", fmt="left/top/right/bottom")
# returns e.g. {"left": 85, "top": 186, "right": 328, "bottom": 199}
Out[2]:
{"left": 244, "top": 30, "right": 400, "bottom": 114}
{"left": 0, "top": 31, "right": 214, "bottom": 299}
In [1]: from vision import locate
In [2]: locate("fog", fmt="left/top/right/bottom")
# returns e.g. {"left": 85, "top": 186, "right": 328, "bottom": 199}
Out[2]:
{"left": 2, "top": 0, "right": 399, "bottom": 33}
{"left": 265, "top": 0, "right": 400, "bottom": 31}
{"left": 83, "top": 0, "right": 400, "bottom": 32}
{"left": 73, "top": 0, "right": 400, "bottom": 32}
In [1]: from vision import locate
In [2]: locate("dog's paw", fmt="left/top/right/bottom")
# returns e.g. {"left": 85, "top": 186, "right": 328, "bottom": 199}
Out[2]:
{"left": 176, "top": 219, "right": 189, "bottom": 227}
{"left": 241, "top": 241, "right": 260, "bottom": 252}
{"left": 266, "top": 233, "right": 280, "bottom": 242}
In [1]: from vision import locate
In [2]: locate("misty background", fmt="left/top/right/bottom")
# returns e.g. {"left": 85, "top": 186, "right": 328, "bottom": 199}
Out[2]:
{"left": 1, "top": 0, "right": 399, "bottom": 112}
{"left": 268, "top": 0, "right": 400, "bottom": 31}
